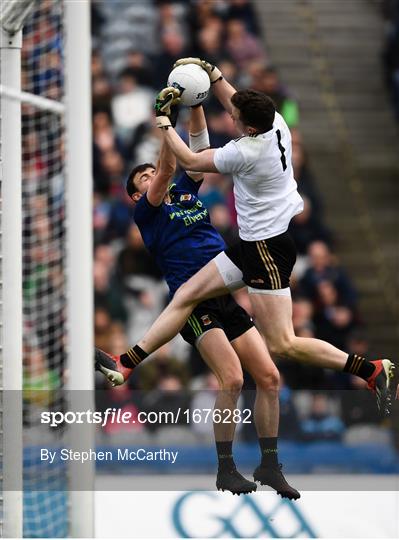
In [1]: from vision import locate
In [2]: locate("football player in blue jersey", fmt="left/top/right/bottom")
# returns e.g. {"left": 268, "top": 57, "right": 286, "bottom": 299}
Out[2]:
{"left": 96, "top": 88, "right": 299, "bottom": 499}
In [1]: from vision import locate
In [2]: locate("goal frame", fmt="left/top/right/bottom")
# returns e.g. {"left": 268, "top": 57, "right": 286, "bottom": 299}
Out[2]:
{"left": 0, "top": 22, "right": 24, "bottom": 540}
{"left": 0, "top": 1, "right": 94, "bottom": 536}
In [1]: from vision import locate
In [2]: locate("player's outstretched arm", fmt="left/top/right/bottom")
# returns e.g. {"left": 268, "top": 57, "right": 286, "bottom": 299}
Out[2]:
{"left": 163, "top": 127, "right": 217, "bottom": 173}
{"left": 155, "top": 85, "right": 217, "bottom": 173}
{"left": 147, "top": 138, "right": 176, "bottom": 206}
{"left": 187, "top": 105, "right": 210, "bottom": 181}
{"left": 147, "top": 87, "right": 180, "bottom": 206}
{"left": 174, "top": 57, "right": 237, "bottom": 114}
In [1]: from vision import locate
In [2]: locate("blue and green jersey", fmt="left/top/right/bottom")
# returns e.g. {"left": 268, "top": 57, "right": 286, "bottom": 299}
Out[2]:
{"left": 134, "top": 172, "right": 225, "bottom": 296}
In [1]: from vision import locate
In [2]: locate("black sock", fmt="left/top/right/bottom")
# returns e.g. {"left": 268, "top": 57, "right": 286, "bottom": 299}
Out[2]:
{"left": 120, "top": 345, "right": 149, "bottom": 368}
{"left": 216, "top": 441, "right": 235, "bottom": 472}
{"left": 343, "top": 354, "right": 375, "bottom": 380}
{"left": 259, "top": 437, "right": 279, "bottom": 468}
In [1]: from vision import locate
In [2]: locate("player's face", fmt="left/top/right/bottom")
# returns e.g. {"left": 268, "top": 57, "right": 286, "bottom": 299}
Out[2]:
{"left": 134, "top": 167, "right": 156, "bottom": 195}
{"left": 230, "top": 105, "right": 245, "bottom": 134}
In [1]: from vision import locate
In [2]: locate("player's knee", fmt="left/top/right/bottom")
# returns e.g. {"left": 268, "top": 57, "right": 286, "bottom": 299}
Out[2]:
{"left": 255, "top": 367, "right": 279, "bottom": 392}
{"left": 220, "top": 373, "right": 244, "bottom": 394}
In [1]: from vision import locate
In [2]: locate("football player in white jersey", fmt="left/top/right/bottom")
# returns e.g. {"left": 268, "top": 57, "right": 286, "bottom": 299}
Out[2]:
{"left": 97, "top": 60, "right": 395, "bottom": 444}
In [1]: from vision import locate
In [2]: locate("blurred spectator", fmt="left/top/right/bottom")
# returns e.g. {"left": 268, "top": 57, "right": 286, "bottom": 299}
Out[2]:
{"left": 132, "top": 118, "right": 163, "bottom": 167}
{"left": 111, "top": 68, "right": 153, "bottom": 142}
{"left": 116, "top": 223, "right": 163, "bottom": 281}
{"left": 137, "top": 344, "right": 190, "bottom": 391}
{"left": 251, "top": 65, "right": 299, "bottom": 128}
{"left": 103, "top": 191, "right": 134, "bottom": 243}
{"left": 94, "top": 306, "right": 113, "bottom": 352}
{"left": 92, "top": 50, "right": 113, "bottom": 110}
{"left": 97, "top": 147, "right": 126, "bottom": 197}
{"left": 94, "top": 245, "right": 127, "bottom": 322}
{"left": 300, "top": 241, "right": 357, "bottom": 308}
{"left": 23, "top": 343, "right": 61, "bottom": 408}
{"left": 313, "top": 280, "right": 356, "bottom": 351}
{"left": 93, "top": 110, "right": 128, "bottom": 194}
{"left": 125, "top": 50, "right": 155, "bottom": 88}
{"left": 301, "top": 394, "right": 345, "bottom": 442}
{"left": 154, "top": 30, "right": 190, "bottom": 89}
{"left": 225, "top": 19, "right": 266, "bottom": 68}
{"left": 209, "top": 203, "right": 239, "bottom": 247}
{"left": 224, "top": 0, "right": 261, "bottom": 36}
{"left": 207, "top": 110, "right": 236, "bottom": 146}
{"left": 292, "top": 297, "right": 315, "bottom": 336}
{"left": 289, "top": 196, "right": 332, "bottom": 255}
{"left": 291, "top": 138, "right": 324, "bottom": 218}
{"left": 93, "top": 192, "right": 111, "bottom": 244}
{"left": 197, "top": 17, "right": 226, "bottom": 65}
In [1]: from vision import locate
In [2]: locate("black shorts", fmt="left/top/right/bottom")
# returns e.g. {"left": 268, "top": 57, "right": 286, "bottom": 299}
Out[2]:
{"left": 180, "top": 294, "right": 254, "bottom": 347}
{"left": 224, "top": 231, "right": 297, "bottom": 290}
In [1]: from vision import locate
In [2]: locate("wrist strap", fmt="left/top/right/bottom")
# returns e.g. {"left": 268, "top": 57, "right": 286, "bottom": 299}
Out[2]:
{"left": 189, "top": 128, "right": 210, "bottom": 153}
{"left": 156, "top": 115, "right": 171, "bottom": 129}
{"left": 211, "top": 76, "right": 224, "bottom": 85}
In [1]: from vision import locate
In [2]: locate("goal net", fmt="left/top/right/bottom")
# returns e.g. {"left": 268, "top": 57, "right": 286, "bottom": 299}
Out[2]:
{"left": 21, "top": 0, "right": 69, "bottom": 532}
{"left": 1, "top": 0, "right": 93, "bottom": 537}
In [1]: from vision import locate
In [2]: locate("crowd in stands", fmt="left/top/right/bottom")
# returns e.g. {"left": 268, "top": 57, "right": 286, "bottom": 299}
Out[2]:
{"left": 90, "top": 0, "right": 390, "bottom": 447}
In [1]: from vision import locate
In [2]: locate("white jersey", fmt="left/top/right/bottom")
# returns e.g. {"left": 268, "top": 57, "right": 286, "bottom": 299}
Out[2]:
{"left": 213, "top": 112, "right": 303, "bottom": 241}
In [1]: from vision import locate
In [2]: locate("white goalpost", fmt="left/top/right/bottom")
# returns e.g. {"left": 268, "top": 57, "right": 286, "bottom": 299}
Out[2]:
{"left": 0, "top": 0, "right": 94, "bottom": 537}
{"left": 1, "top": 12, "right": 25, "bottom": 540}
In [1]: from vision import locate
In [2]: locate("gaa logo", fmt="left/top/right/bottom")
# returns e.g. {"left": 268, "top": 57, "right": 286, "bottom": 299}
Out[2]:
{"left": 172, "top": 492, "right": 317, "bottom": 538}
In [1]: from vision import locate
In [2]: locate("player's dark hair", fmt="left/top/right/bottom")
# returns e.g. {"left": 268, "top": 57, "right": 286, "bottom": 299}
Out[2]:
{"left": 126, "top": 163, "right": 155, "bottom": 197}
{"left": 231, "top": 89, "right": 276, "bottom": 133}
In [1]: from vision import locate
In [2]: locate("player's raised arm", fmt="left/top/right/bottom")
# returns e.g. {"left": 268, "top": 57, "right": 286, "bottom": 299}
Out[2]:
{"left": 162, "top": 127, "right": 217, "bottom": 173}
{"left": 146, "top": 88, "right": 180, "bottom": 206}
{"left": 173, "top": 57, "right": 237, "bottom": 114}
{"left": 187, "top": 105, "right": 211, "bottom": 181}
{"left": 155, "top": 91, "right": 217, "bottom": 173}
{"left": 146, "top": 138, "right": 175, "bottom": 206}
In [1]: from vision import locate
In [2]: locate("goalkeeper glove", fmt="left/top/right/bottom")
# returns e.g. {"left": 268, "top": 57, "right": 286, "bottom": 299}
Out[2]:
{"left": 173, "top": 57, "right": 223, "bottom": 84}
{"left": 154, "top": 87, "right": 181, "bottom": 129}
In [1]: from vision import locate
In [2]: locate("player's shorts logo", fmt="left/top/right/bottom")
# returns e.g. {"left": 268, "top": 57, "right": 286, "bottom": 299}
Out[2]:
{"left": 201, "top": 315, "right": 212, "bottom": 326}
{"left": 251, "top": 278, "right": 265, "bottom": 284}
